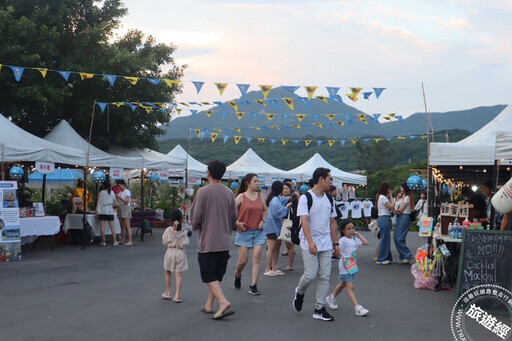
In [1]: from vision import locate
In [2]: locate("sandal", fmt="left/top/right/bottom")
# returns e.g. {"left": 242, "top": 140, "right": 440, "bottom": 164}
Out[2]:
{"left": 125, "top": 242, "right": 133, "bottom": 246}
{"left": 200, "top": 306, "right": 213, "bottom": 314}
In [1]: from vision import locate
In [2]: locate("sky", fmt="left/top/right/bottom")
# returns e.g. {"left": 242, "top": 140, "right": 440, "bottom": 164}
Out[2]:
{"left": 115, "top": 0, "right": 512, "bottom": 117}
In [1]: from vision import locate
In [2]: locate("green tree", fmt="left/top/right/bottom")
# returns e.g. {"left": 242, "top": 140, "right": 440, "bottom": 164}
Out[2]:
{"left": 353, "top": 140, "right": 394, "bottom": 174}
{"left": 0, "top": 0, "right": 185, "bottom": 149}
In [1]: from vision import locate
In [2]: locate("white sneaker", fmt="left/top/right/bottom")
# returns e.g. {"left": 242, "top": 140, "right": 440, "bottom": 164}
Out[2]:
{"left": 355, "top": 305, "right": 369, "bottom": 316}
{"left": 113, "top": 242, "right": 119, "bottom": 247}
{"left": 100, "top": 242, "right": 106, "bottom": 247}
{"left": 376, "top": 260, "right": 390, "bottom": 265}
{"left": 326, "top": 294, "right": 338, "bottom": 310}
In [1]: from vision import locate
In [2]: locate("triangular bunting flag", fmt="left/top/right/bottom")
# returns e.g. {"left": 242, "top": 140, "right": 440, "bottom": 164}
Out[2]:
{"left": 336, "top": 121, "right": 345, "bottom": 126}
{"left": 292, "top": 124, "right": 301, "bottom": 129}
{"left": 270, "top": 139, "right": 277, "bottom": 144}
{"left": 317, "top": 140, "right": 324, "bottom": 146}
{"left": 326, "top": 86, "right": 340, "bottom": 97}
{"left": 112, "top": 102, "right": 125, "bottom": 107}
{"left": 373, "top": 87, "right": 386, "bottom": 99}
{"left": 79, "top": 72, "right": 94, "bottom": 80}
{"left": 147, "top": 78, "right": 161, "bottom": 85}
{"left": 266, "top": 113, "right": 275, "bottom": 121}
{"left": 236, "top": 83, "right": 250, "bottom": 97}
{"left": 339, "top": 140, "right": 347, "bottom": 146}
{"left": 363, "top": 138, "right": 370, "bottom": 142}
{"left": 190, "top": 110, "right": 198, "bottom": 116}
{"left": 236, "top": 112, "right": 245, "bottom": 120}
{"left": 259, "top": 85, "right": 273, "bottom": 99}
{"left": 104, "top": 74, "right": 117, "bottom": 86}
{"left": 124, "top": 76, "right": 139, "bottom": 85}
{"left": 164, "top": 79, "right": 180, "bottom": 88}
{"left": 270, "top": 125, "right": 280, "bottom": 130}
{"left": 268, "top": 99, "right": 280, "bottom": 110}
{"left": 326, "top": 114, "right": 336, "bottom": 121}
{"left": 96, "top": 102, "right": 108, "bottom": 112}
{"left": 305, "top": 86, "right": 317, "bottom": 100}
{"left": 282, "top": 85, "right": 300, "bottom": 93}
{"left": 283, "top": 113, "right": 290, "bottom": 120}
{"left": 351, "top": 139, "right": 359, "bottom": 144}
{"left": 316, "top": 96, "right": 328, "bottom": 103}
{"left": 233, "top": 127, "right": 242, "bottom": 133}
{"left": 9, "top": 66, "right": 24, "bottom": 82}
{"left": 281, "top": 139, "right": 288, "bottom": 145}
{"left": 375, "top": 138, "right": 382, "bottom": 143}
{"left": 234, "top": 136, "right": 242, "bottom": 144}
{"left": 350, "top": 87, "right": 363, "bottom": 95}
{"left": 358, "top": 114, "right": 366, "bottom": 121}
{"left": 201, "top": 101, "right": 211, "bottom": 105}
{"left": 363, "top": 92, "right": 373, "bottom": 100}
{"left": 255, "top": 99, "right": 266, "bottom": 106}
{"left": 312, "top": 114, "right": 319, "bottom": 121}
{"left": 195, "top": 129, "right": 201, "bottom": 138}
{"left": 372, "top": 113, "right": 381, "bottom": 122}
{"left": 215, "top": 83, "right": 228, "bottom": 95}
{"left": 396, "top": 115, "right": 404, "bottom": 123}
{"left": 213, "top": 101, "right": 225, "bottom": 108}
{"left": 296, "top": 114, "right": 306, "bottom": 122}
{"left": 389, "top": 113, "right": 396, "bottom": 118}
{"left": 57, "top": 71, "right": 71, "bottom": 81}
{"left": 283, "top": 98, "right": 294, "bottom": 111}
{"left": 227, "top": 101, "right": 238, "bottom": 112}
{"left": 421, "top": 135, "right": 428, "bottom": 139}
{"left": 215, "top": 128, "right": 223, "bottom": 132}
{"left": 346, "top": 93, "right": 359, "bottom": 102}
{"left": 126, "top": 103, "right": 136, "bottom": 111}
{"left": 297, "top": 97, "right": 311, "bottom": 108}
{"left": 398, "top": 136, "right": 406, "bottom": 140}
{"left": 192, "top": 81, "right": 204, "bottom": 94}
{"left": 313, "top": 122, "right": 323, "bottom": 129}
{"left": 258, "top": 138, "right": 266, "bottom": 142}
{"left": 35, "top": 68, "right": 48, "bottom": 78}
{"left": 361, "top": 119, "right": 368, "bottom": 124}
{"left": 176, "top": 109, "right": 182, "bottom": 115}
{"left": 305, "top": 140, "right": 312, "bottom": 147}
{"left": 410, "top": 136, "right": 417, "bottom": 139}
{"left": 222, "top": 135, "right": 229, "bottom": 144}
{"left": 211, "top": 133, "right": 218, "bottom": 142}
{"left": 205, "top": 110, "right": 213, "bottom": 118}
{"left": 246, "top": 137, "right": 253, "bottom": 143}
{"left": 328, "top": 140, "right": 336, "bottom": 147}
{"left": 293, "top": 140, "right": 301, "bottom": 144}
{"left": 384, "top": 116, "right": 392, "bottom": 121}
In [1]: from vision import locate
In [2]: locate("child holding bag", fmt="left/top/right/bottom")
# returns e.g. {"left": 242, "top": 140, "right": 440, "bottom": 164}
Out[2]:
{"left": 162, "top": 209, "right": 189, "bottom": 303}
{"left": 326, "top": 219, "right": 369, "bottom": 316}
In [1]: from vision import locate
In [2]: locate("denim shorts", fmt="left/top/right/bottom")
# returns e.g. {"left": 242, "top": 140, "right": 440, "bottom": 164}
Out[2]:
{"left": 235, "top": 229, "right": 266, "bottom": 248}
{"left": 339, "top": 273, "right": 354, "bottom": 282}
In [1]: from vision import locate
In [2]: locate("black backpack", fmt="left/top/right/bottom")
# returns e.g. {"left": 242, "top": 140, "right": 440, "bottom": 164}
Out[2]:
{"left": 290, "top": 191, "right": 334, "bottom": 245}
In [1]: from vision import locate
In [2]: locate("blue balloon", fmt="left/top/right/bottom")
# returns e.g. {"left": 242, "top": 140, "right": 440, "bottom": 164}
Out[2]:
{"left": 407, "top": 174, "right": 423, "bottom": 191}
{"left": 299, "top": 184, "right": 309, "bottom": 193}
{"left": 442, "top": 184, "right": 448, "bottom": 193}
{"left": 230, "top": 182, "right": 239, "bottom": 190}
{"left": 9, "top": 166, "right": 24, "bottom": 180}
{"left": 149, "top": 172, "right": 160, "bottom": 182}
{"left": 92, "top": 170, "right": 106, "bottom": 184}
{"left": 422, "top": 179, "right": 428, "bottom": 191}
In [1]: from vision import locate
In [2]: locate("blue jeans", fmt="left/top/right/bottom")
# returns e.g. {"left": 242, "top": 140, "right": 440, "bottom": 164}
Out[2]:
{"left": 377, "top": 216, "right": 393, "bottom": 262}
{"left": 394, "top": 214, "right": 412, "bottom": 260}
{"left": 297, "top": 249, "right": 332, "bottom": 310}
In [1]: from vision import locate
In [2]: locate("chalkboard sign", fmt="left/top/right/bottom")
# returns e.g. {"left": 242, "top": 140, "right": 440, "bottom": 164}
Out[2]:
{"left": 456, "top": 229, "right": 512, "bottom": 313}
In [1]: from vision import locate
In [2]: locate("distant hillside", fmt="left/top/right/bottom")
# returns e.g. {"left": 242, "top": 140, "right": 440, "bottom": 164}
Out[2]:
{"left": 158, "top": 86, "right": 506, "bottom": 140}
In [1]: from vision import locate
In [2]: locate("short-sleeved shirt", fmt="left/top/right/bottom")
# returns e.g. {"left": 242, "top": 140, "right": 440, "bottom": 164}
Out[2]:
{"left": 378, "top": 195, "right": 391, "bottom": 216}
{"left": 297, "top": 190, "right": 337, "bottom": 252}
{"left": 338, "top": 236, "right": 363, "bottom": 275}
{"left": 400, "top": 196, "right": 412, "bottom": 214}
{"left": 339, "top": 201, "right": 350, "bottom": 219}
{"left": 350, "top": 200, "right": 362, "bottom": 218}
{"left": 120, "top": 189, "right": 131, "bottom": 206}
{"left": 362, "top": 200, "right": 373, "bottom": 217}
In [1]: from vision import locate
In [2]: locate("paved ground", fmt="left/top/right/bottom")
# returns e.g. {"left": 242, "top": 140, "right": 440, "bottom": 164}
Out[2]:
{"left": 1, "top": 228, "right": 459, "bottom": 341}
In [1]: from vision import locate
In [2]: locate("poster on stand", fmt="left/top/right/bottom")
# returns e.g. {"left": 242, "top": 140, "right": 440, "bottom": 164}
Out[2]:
{"left": 0, "top": 181, "right": 21, "bottom": 262}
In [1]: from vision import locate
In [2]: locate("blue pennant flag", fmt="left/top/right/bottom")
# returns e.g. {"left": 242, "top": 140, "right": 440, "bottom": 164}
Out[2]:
{"left": 189, "top": 102, "right": 198, "bottom": 105}
{"left": 96, "top": 102, "right": 108, "bottom": 112}
{"left": 304, "top": 123, "right": 313, "bottom": 128}
{"left": 312, "top": 114, "right": 319, "bottom": 121}
{"left": 282, "top": 85, "right": 300, "bottom": 93}
{"left": 261, "top": 126, "right": 270, "bottom": 131}
{"left": 317, "top": 140, "right": 324, "bottom": 146}
{"left": 237, "top": 84, "right": 250, "bottom": 98}
{"left": 147, "top": 78, "right": 160, "bottom": 85}
{"left": 410, "top": 136, "right": 417, "bottom": 139}
{"left": 190, "top": 110, "right": 197, "bottom": 117}
{"left": 363, "top": 92, "right": 373, "bottom": 100}
{"left": 223, "top": 135, "right": 230, "bottom": 144}
{"left": 192, "top": 81, "right": 204, "bottom": 94}
{"left": 221, "top": 112, "right": 228, "bottom": 120}
{"left": 160, "top": 108, "right": 166, "bottom": 113}
{"left": 246, "top": 137, "right": 253, "bottom": 144}
{"left": 373, "top": 88, "right": 386, "bottom": 99}
{"left": 386, "top": 137, "right": 393, "bottom": 141}
{"left": 58, "top": 71, "right": 71, "bottom": 81}
{"left": 326, "top": 87, "right": 340, "bottom": 97}
{"left": 127, "top": 103, "right": 138, "bottom": 111}
{"left": 143, "top": 102, "right": 156, "bottom": 107}
{"left": 268, "top": 99, "right": 280, "bottom": 110}
{"left": 284, "top": 126, "right": 291, "bottom": 131}
{"left": 339, "top": 140, "right": 347, "bottom": 146}
{"left": 330, "top": 95, "right": 343, "bottom": 103}
{"left": 293, "top": 140, "right": 301, "bottom": 144}
{"left": 270, "top": 139, "right": 277, "bottom": 144}
{"left": 363, "top": 138, "right": 370, "bottom": 142}
{"left": 282, "top": 113, "right": 290, "bottom": 120}
{"left": 200, "top": 132, "right": 206, "bottom": 140}
{"left": 213, "top": 101, "right": 225, "bottom": 108}
{"left": 327, "top": 122, "right": 334, "bottom": 127}
{"left": 104, "top": 74, "right": 117, "bottom": 86}
{"left": 240, "top": 100, "right": 250, "bottom": 105}
{"left": 251, "top": 113, "right": 258, "bottom": 120}
{"left": 170, "top": 102, "right": 178, "bottom": 107}
{"left": 297, "top": 97, "right": 311, "bottom": 108}
{"left": 9, "top": 66, "right": 25, "bottom": 82}
{"left": 372, "top": 113, "right": 381, "bottom": 122}
{"left": 397, "top": 115, "right": 404, "bottom": 123}
{"left": 344, "top": 120, "right": 352, "bottom": 126}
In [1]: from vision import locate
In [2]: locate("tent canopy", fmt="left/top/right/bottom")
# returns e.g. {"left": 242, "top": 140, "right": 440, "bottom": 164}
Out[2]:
{"left": 288, "top": 152, "right": 367, "bottom": 185}
{"left": 44, "top": 120, "right": 143, "bottom": 169}
{"left": 166, "top": 145, "right": 207, "bottom": 178}
{"left": 0, "top": 115, "right": 86, "bottom": 165}
{"left": 225, "top": 148, "right": 296, "bottom": 180}
{"left": 29, "top": 169, "right": 83, "bottom": 183}
{"left": 495, "top": 131, "right": 512, "bottom": 161}
{"left": 108, "top": 145, "right": 185, "bottom": 170}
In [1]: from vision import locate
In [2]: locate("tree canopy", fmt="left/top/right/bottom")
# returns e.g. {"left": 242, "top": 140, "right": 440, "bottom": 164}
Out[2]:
{"left": 0, "top": 0, "right": 185, "bottom": 150}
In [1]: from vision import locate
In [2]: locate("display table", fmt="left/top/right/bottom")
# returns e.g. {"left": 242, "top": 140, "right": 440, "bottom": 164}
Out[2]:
{"left": 20, "top": 216, "right": 61, "bottom": 245}
{"left": 435, "top": 234, "right": 462, "bottom": 290}
{"left": 63, "top": 214, "right": 121, "bottom": 236}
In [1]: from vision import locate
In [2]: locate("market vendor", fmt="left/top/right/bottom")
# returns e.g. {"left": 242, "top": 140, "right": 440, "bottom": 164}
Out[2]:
{"left": 72, "top": 178, "right": 92, "bottom": 208}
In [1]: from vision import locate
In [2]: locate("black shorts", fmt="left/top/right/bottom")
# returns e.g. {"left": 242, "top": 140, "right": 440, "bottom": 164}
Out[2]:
{"left": 98, "top": 214, "right": 114, "bottom": 221}
{"left": 198, "top": 251, "right": 230, "bottom": 283}
{"left": 266, "top": 233, "right": 278, "bottom": 240}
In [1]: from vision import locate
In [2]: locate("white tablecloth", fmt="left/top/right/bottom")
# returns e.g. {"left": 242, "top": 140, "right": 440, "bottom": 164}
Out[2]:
{"left": 20, "top": 216, "right": 61, "bottom": 245}
{"left": 63, "top": 214, "right": 121, "bottom": 236}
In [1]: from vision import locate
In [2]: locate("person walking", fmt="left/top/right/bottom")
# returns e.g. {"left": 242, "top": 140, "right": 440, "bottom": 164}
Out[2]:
{"left": 280, "top": 180, "right": 299, "bottom": 271}
{"left": 190, "top": 160, "right": 237, "bottom": 320}
{"left": 376, "top": 182, "right": 395, "bottom": 265}
{"left": 233, "top": 173, "right": 268, "bottom": 295}
{"left": 394, "top": 183, "right": 414, "bottom": 264}
{"left": 292, "top": 167, "right": 340, "bottom": 321}
{"left": 96, "top": 181, "right": 118, "bottom": 246}
{"left": 115, "top": 180, "right": 133, "bottom": 246}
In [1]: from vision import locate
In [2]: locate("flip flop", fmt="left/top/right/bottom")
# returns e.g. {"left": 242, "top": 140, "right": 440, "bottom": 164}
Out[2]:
{"left": 200, "top": 306, "right": 214, "bottom": 314}
{"left": 161, "top": 292, "right": 171, "bottom": 300}
{"left": 212, "top": 310, "right": 235, "bottom": 320}
{"left": 173, "top": 297, "right": 182, "bottom": 303}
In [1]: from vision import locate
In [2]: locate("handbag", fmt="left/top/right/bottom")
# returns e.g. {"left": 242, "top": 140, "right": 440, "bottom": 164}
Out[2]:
{"left": 278, "top": 211, "right": 293, "bottom": 243}
{"left": 343, "top": 238, "right": 359, "bottom": 275}
{"left": 368, "top": 219, "right": 380, "bottom": 236}
{"left": 82, "top": 218, "right": 95, "bottom": 243}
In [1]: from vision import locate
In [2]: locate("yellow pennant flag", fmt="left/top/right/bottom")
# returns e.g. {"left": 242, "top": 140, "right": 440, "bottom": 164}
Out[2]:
{"left": 375, "top": 138, "right": 382, "bottom": 143}
{"left": 195, "top": 129, "right": 201, "bottom": 138}
{"left": 326, "top": 114, "right": 336, "bottom": 120}
{"left": 154, "top": 102, "right": 166, "bottom": 109}
{"left": 215, "top": 128, "right": 223, "bottom": 132}
{"left": 350, "top": 87, "right": 363, "bottom": 95}
{"left": 351, "top": 139, "right": 359, "bottom": 144}
{"left": 388, "top": 113, "right": 396, "bottom": 118}
{"left": 142, "top": 106, "right": 152, "bottom": 114}
{"left": 358, "top": 114, "right": 368, "bottom": 124}
{"left": 0, "top": 64, "right": 2, "bottom": 71}
{"left": 316, "top": 96, "right": 328, "bottom": 103}
{"left": 258, "top": 138, "right": 266, "bottom": 142}
{"left": 398, "top": 136, "right": 406, "bottom": 140}
{"left": 215, "top": 83, "right": 228, "bottom": 95}
{"left": 305, "top": 140, "right": 312, "bottom": 147}
{"left": 234, "top": 136, "right": 242, "bottom": 144}
{"left": 201, "top": 101, "right": 211, "bottom": 105}
{"left": 236, "top": 112, "right": 245, "bottom": 120}
{"left": 179, "top": 102, "right": 190, "bottom": 107}
{"left": 421, "top": 135, "right": 428, "bottom": 139}
{"left": 346, "top": 93, "right": 359, "bottom": 102}
{"left": 296, "top": 114, "right": 306, "bottom": 122}
{"left": 233, "top": 127, "right": 242, "bottom": 133}
{"left": 227, "top": 101, "right": 238, "bottom": 111}
{"left": 305, "top": 86, "right": 317, "bottom": 100}
{"left": 211, "top": 133, "right": 218, "bottom": 142}
{"left": 270, "top": 125, "right": 280, "bottom": 130}
{"left": 328, "top": 140, "right": 336, "bottom": 147}
{"left": 313, "top": 122, "right": 323, "bottom": 129}
{"left": 292, "top": 124, "right": 302, "bottom": 129}
{"left": 205, "top": 110, "right": 213, "bottom": 118}
{"left": 164, "top": 79, "right": 180, "bottom": 88}
{"left": 281, "top": 139, "right": 288, "bottom": 145}
{"left": 125, "top": 76, "right": 139, "bottom": 85}
{"left": 337, "top": 121, "right": 345, "bottom": 126}
{"left": 383, "top": 116, "right": 392, "bottom": 121}
{"left": 112, "top": 102, "right": 125, "bottom": 107}
{"left": 361, "top": 119, "right": 368, "bottom": 124}
{"left": 266, "top": 113, "right": 275, "bottom": 121}
{"left": 259, "top": 85, "right": 272, "bottom": 99}
{"left": 252, "top": 126, "right": 261, "bottom": 131}
{"left": 283, "top": 98, "right": 294, "bottom": 110}
{"left": 176, "top": 109, "right": 182, "bottom": 115}
{"left": 35, "top": 68, "right": 48, "bottom": 78}
{"left": 79, "top": 72, "right": 94, "bottom": 80}
{"left": 255, "top": 99, "right": 266, "bottom": 106}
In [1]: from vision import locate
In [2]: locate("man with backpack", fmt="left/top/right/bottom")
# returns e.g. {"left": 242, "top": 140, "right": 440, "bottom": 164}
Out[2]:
{"left": 293, "top": 167, "right": 340, "bottom": 321}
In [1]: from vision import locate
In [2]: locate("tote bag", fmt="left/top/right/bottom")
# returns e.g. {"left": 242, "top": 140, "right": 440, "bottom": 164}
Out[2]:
{"left": 278, "top": 211, "right": 293, "bottom": 243}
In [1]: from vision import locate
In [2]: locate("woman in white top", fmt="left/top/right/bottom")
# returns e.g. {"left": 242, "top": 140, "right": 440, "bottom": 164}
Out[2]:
{"left": 96, "top": 181, "right": 118, "bottom": 246}
{"left": 394, "top": 183, "right": 414, "bottom": 263}
{"left": 414, "top": 192, "right": 427, "bottom": 219}
{"left": 392, "top": 190, "right": 403, "bottom": 228}
{"left": 115, "top": 179, "right": 133, "bottom": 246}
{"left": 376, "top": 182, "right": 395, "bottom": 264}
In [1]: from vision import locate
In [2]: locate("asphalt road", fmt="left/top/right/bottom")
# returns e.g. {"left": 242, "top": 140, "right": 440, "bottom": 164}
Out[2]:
{"left": 1, "top": 228, "right": 459, "bottom": 341}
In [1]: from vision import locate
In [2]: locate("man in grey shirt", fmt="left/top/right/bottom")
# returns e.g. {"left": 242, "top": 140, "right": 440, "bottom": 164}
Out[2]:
{"left": 190, "top": 160, "right": 237, "bottom": 319}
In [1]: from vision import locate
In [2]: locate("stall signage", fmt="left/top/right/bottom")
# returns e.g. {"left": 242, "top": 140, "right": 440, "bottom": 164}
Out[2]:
{"left": 0, "top": 181, "right": 21, "bottom": 262}
{"left": 159, "top": 170, "right": 169, "bottom": 183}
{"left": 187, "top": 177, "right": 201, "bottom": 186}
{"left": 169, "top": 179, "right": 180, "bottom": 187}
{"left": 35, "top": 162, "right": 55, "bottom": 174}
{"left": 109, "top": 167, "right": 124, "bottom": 180}
{"left": 441, "top": 203, "right": 470, "bottom": 218}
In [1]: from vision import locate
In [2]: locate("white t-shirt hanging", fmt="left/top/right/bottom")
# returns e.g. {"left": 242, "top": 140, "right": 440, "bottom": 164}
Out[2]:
{"left": 297, "top": 190, "right": 338, "bottom": 252}
{"left": 350, "top": 200, "right": 363, "bottom": 218}
{"left": 362, "top": 200, "right": 373, "bottom": 217}
{"left": 349, "top": 186, "right": 356, "bottom": 199}
{"left": 338, "top": 236, "right": 363, "bottom": 275}
{"left": 339, "top": 201, "right": 350, "bottom": 219}
{"left": 341, "top": 186, "right": 349, "bottom": 201}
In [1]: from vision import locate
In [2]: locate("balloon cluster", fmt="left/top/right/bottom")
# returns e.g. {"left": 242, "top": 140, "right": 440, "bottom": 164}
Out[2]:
{"left": 9, "top": 165, "right": 24, "bottom": 180}
{"left": 149, "top": 172, "right": 160, "bottom": 183}
{"left": 92, "top": 170, "right": 106, "bottom": 184}
{"left": 229, "top": 181, "right": 239, "bottom": 190}
{"left": 407, "top": 174, "right": 425, "bottom": 191}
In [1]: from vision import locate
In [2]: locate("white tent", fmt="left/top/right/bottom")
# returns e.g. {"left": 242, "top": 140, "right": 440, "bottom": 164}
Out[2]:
{"left": 0, "top": 115, "right": 86, "bottom": 165}
{"left": 44, "top": 120, "right": 143, "bottom": 169}
{"left": 108, "top": 145, "right": 185, "bottom": 170}
{"left": 166, "top": 145, "right": 207, "bottom": 178}
{"left": 288, "top": 153, "right": 367, "bottom": 185}
{"left": 225, "top": 148, "right": 296, "bottom": 180}
{"left": 430, "top": 104, "right": 512, "bottom": 166}
{"left": 495, "top": 131, "right": 512, "bottom": 160}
